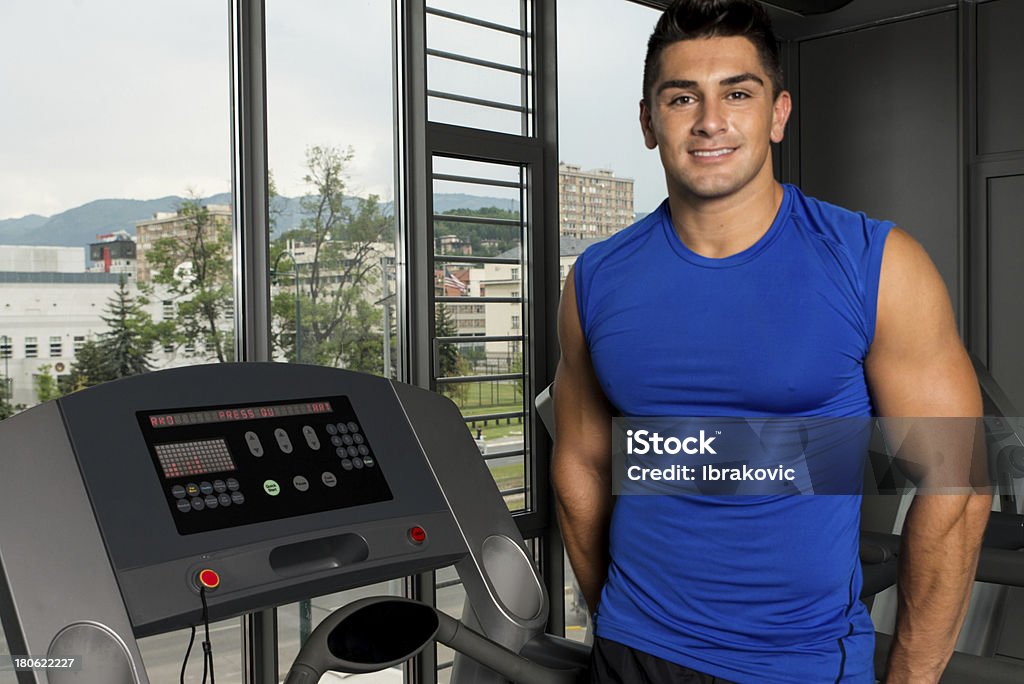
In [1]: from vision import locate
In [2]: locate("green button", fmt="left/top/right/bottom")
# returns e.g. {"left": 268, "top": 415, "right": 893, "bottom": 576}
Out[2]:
{"left": 263, "top": 480, "right": 280, "bottom": 496}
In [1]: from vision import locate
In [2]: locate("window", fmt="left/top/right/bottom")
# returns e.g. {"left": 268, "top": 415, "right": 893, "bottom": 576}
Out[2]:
{"left": 73, "top": 335, "right": 86, "bottom": 352}
{"left": 24, "top": 337, "right": 37, "bottom": 359}
{"left": 50, "top": 336, "right": 62, "bottom": 357}
{"left": 162, "top": 300, "right": 174, "bottom": 319}
{"left": 0, "top": 337, "right": 11, "bottom": 360}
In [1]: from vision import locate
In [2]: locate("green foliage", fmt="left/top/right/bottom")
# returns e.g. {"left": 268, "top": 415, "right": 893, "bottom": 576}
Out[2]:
{"left": 101, "top": 276, "right": 156, "bottom": 378}
{"left": 434, "top": 206, "right": 520, "bottom": 256}
{"left": 64, "top": 339, "right": 113, "bottom": 392}
{"left": 0, "top": 376, "right": 23, "bottom": 420}
{"left": 146, "top": 197, "right": 234, "bottom": 362}
{"left": 434, "top": 302, "right": 469, "bottom": 404}
{"left": 33, "top": 364, "right": 62, "bottom": 403}
{"left": 65, "top": 276, "right": 159, "bottom": 392}
{"left": 270, "top": 146, "right": 392, "bottom": 371}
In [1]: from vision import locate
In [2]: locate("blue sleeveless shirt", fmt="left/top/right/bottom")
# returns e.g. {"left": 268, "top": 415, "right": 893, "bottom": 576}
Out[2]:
{"left": 574, "top": 184, "right": 893, "bottom": 683}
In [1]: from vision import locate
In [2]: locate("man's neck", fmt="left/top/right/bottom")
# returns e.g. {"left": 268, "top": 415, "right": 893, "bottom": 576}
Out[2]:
{"left": 666, "top": 175, "right": 784, "bottom": 259}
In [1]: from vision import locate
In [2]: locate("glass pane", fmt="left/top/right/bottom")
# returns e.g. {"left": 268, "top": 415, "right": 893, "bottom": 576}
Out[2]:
{"left": 558, "top": 0, "right": 661, "bottom": 230}
{"left": 0, "top": 0, "right": 237, "bottom": 674}
{"left": 266, "top": 0, "right": 399, "bottom": 379}
{"left": 425, "top": 3, "right": 533, "bottom": 136}
{"left": 278, "top": 580, "right": 405, "bottom": 683}
{"left": 138, "top": 617, "right": 243, "bottom": 683}
{"left": 432, "top": 156, "right": 531, "bottom": 513}
{"left": 428, "top": 0, "right": 523, "bottom": 29}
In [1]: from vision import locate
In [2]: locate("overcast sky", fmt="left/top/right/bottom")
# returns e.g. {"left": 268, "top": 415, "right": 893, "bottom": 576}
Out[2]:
{"left": 0, "top": 0, "right": 665, "bottom": 221}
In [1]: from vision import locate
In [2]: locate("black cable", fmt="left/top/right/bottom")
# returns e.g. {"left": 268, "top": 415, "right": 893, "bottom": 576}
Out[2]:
{"left": 180, "top": 624, "right": 196, "bottom": 684}
{"left": 200, "top": 586, "right": 216, "bottom": 684}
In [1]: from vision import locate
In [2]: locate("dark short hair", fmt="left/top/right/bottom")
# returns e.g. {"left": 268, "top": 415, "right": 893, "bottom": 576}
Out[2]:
{"left": 643, "top": 0, "right": 783, "bottom": 103}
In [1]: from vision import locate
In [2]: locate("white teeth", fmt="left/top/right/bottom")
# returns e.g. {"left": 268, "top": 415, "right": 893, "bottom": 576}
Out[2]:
{"left": 692, "top": 148, "right": 735, "bottom": 157}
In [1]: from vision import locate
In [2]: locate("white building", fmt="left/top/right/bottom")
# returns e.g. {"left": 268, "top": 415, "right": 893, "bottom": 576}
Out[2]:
{"left": 0, "top": 245, "right": 85, "bottom": 273}
{"left": 0, "top": 272, "right": 122, "bottom": 406}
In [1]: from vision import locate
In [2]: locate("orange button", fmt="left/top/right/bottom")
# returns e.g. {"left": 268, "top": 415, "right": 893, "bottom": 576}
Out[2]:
{"left": 198, "top": 569, "right": 220, "bottom": 589}
{"left": 408, "top": 526, "right": 427, "bottom": 544}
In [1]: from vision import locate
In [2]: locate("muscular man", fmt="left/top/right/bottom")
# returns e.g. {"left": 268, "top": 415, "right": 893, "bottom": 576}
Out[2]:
{"left": 551, "top": 1, "right": 990, "bottom": 682}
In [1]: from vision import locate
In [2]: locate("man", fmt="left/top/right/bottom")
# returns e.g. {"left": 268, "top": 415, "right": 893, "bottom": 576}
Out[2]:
{"left": 551, "top": 1, "right": 991, "bottom": 682}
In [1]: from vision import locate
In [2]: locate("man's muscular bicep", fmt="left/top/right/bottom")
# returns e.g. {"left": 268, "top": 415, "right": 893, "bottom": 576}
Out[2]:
{"left": 866, "top": 227, "right": 979, "bottom": 419}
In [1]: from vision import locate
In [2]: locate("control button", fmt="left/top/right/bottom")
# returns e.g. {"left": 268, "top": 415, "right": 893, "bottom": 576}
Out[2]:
{"left": 263, "top": 480, "right": 281, "bottom": 496}
{"left": 218, "top": 493, "right": 232, "bottom": 507}
{"left": 336, "top": 447, "right": 347, "bottom": 457}
{"left": 341, "top": 459, "right": 353, "bottom": 471}
{"left": 190, "top": 497, "right": 205, "bottom": 511}
{"left": 325, "top": 423, "right": 338, "bottom": 435}
{"left": 362, "top": 455, "right": 375, "bottom": 468}
{"left": 172, "top": 485, "right": 187, "bottom": 499}
{"left": 336, "top": 422, "right": 349, "bottom": 434}
{"left": 302, "top": 426, "right": 321, "bottom": 450}
{"left": 204, "top": 494, "right": 219, "bottom": 509}
{"left": 352, "top": 457, "right": 365, "bottom": 469}
{"left": 213, "top": 480, "right": 227, "bottom": 493}
{"left": 352, "top": 433, "right": 365, "bottom": 445}
{"left": 357, "top": 444, "right": 369, "bottom": 457}
{"left": 293, "top": 475, "right": 310, "bottom": 492}
{"left": 230, "top": 491, "right": 245, "bottom": 505}
{"left": 408, "top": 526, "right": 427, "bottom": 545}
{"left": 197, "top": 569, "right": 221, "bottom": 590}
{"left": 342, "top": 434, "right": 354, "bottom": 446}
{"left": 245, "top": 431, "right": 264, "bottom": 457}
{"left": 274, "top": 428, "right": 294, "bottom": 454}
{"left": 199, "top": 481, "right": 214, "bottom": 495}
{"left": 226, "top": 478, "right": 240, "bottom": 492}
{"left": 347, "top": 422, "right": 360, "bottom": 433}
{"left": 321, "top": 472, "right": 337, "bottom": 487}
{"left": 331, "top": 435, "right": 344, "bottom": 447}
{"left": 176, "top": 499, "right": 192, "bottom": 513}
{"left": 346, "top": 445, "right": 359, "bottom": 458}
{"left": 186, "top": 483, "right": 200, "bottom": 497}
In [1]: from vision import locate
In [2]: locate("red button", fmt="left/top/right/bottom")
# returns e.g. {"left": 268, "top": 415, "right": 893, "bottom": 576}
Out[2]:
{"left": 198, "top": 569, "right": 220, "bottom": 589}
{"left": 408, "top": 526, "right": 427, "bottom": 544}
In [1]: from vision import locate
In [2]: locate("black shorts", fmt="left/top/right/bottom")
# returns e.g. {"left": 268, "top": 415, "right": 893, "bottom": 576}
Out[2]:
{"left": 589, "top": 636, "right": 737, "bottom": 684}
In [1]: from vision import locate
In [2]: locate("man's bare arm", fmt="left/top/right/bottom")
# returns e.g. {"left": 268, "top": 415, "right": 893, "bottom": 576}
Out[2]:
{"left": 551, "top": 265, "right": 614, "bottom": 614}
{"left": 865, "top": 228, "right": 991, "bottom": 683}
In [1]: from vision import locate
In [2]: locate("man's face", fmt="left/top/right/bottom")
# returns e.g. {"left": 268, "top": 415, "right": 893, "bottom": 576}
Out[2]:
{"left": 640, "top": 36, "right": 791, "bottom": 201}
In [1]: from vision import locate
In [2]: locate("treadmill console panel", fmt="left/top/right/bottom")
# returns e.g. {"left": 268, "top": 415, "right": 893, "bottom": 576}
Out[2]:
{"left": 137, "top": 396, "right": 392, "bottom": 535}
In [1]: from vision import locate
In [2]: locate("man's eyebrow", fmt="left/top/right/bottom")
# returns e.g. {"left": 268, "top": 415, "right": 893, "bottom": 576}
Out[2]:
{"left": 656, "top": 79, "right": 697, "bottom": 94}
{"left": 657, "top": 73, "right": 765, "bottom": 94}
{"left": 720, "top": 73, "right": 764, "bottom": 87}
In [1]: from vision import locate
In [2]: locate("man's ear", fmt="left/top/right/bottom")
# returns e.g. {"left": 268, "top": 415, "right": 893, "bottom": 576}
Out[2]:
{"left": 770, "top": 90, "right": 792, "bottom": 144}
{"left": 640, "top": 99, "right": 658, "bottom": 150}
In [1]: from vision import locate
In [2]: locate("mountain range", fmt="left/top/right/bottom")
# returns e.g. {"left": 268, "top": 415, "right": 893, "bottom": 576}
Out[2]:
{"left": 0, "top": 192, "right": 521, "bottom": 248}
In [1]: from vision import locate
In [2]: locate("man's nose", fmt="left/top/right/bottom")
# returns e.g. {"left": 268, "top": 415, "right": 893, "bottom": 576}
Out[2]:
{"left": 692, "top": 99, "right": 727, "bottom": 137}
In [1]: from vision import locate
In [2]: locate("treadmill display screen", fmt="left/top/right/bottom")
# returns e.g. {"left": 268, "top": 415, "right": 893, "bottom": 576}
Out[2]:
{"left": 154, "top": 438, "right": 237, "bottom": 479}
{"left": 148, "top": 401, "right": 334, "bottom": 428}
{"left": 137, "top": 396, "right": 392, "bottom": 535}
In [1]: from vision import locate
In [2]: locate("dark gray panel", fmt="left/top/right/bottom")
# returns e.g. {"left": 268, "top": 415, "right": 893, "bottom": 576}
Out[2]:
{"left": 765, "top": 0, "right": 954, "bottom": 41}
{"left": 799, "top": 11, "right": 960, "bottom": 315}
{"left": 988, "top": 175, "right": 1024, "bottom": 412}
{"left": 977, "top": 0, "right": 1024, "bottom": 156}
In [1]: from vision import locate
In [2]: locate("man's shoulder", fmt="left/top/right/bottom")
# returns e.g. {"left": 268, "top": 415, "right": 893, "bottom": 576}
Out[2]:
{"left": 786, "top": 184, "right": 894, "bottom": 253}
{"left": 575, "top": 202, "right": 667, "bottom": 272}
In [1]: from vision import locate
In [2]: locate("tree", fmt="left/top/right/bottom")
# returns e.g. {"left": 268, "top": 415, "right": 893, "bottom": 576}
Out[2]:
{"left": 435, "top": 302, "right": 469, "bottom": 404}
{"left": 101, "top": 275, "right": 157, "bottom": 378}
{"left": 64, "top": 276, "right": 160, "bottom": 393}
{"left": 33, "top": 364, "right": 62, "bottom": 403}
{"left": 146, "top": 196, "right": 234, "bottom": 362}
{"left": 64, "top": 339, "right": 114, "bottom": 392}
{"left": 271, "top": 146, "right": 393, "bottom": 370}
